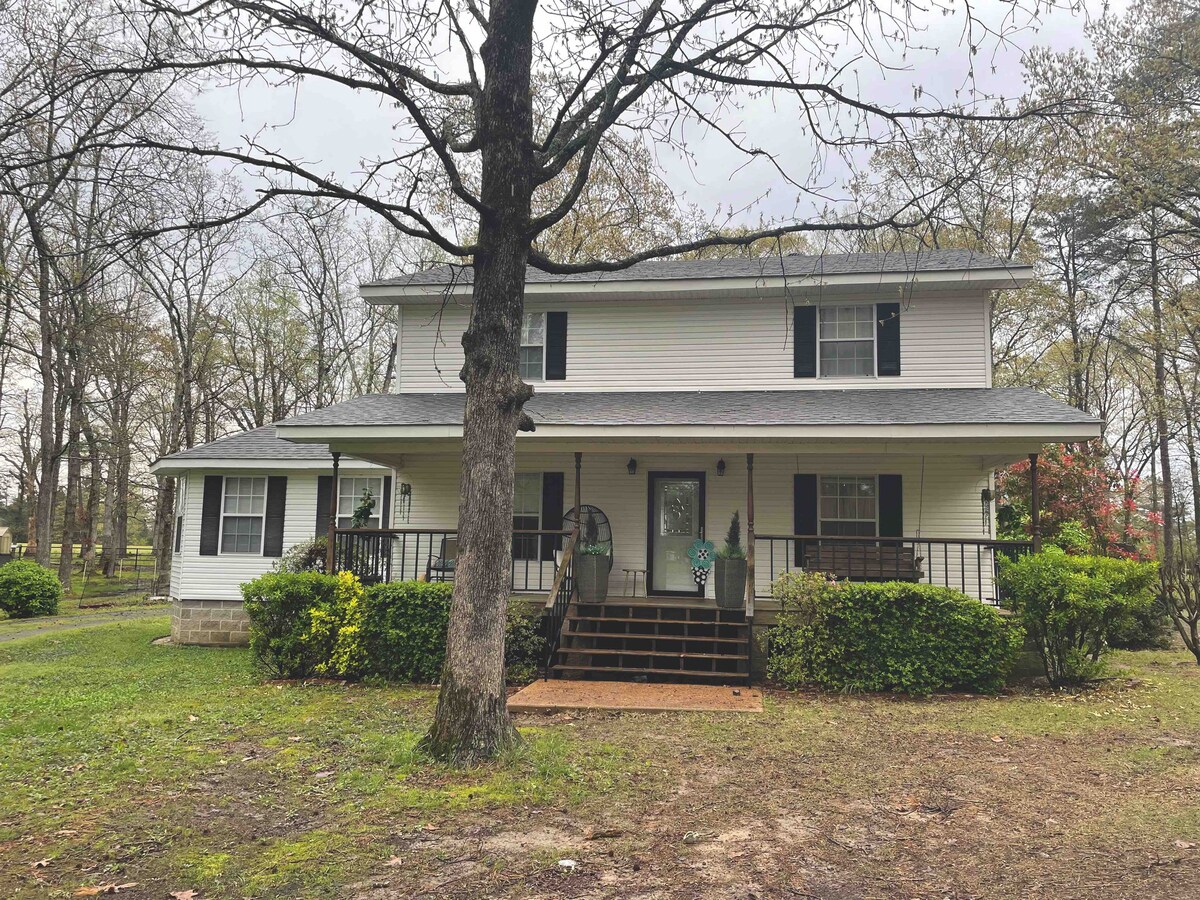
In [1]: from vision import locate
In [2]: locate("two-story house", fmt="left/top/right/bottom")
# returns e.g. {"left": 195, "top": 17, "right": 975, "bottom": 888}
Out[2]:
{"left": 151, "top": 251, "right": 1101, "bottom": 681}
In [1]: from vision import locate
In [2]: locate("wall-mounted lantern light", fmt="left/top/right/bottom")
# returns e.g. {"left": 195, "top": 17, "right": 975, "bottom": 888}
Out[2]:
{"left": 626, "top": 458, "right": 638, "bottom": 476}
{"left": 716, "top": 459, "right": 727, "bottom": 477}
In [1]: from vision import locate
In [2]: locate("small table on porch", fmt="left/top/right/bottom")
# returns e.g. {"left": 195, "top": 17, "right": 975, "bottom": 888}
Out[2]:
{"left": 622, "top": 568, "right": 647, "bottom": 598}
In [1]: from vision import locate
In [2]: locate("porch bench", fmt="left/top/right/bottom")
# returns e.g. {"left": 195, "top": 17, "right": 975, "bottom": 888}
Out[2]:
{"left": 808, "top": 544, "right": 924, "bottom": 582}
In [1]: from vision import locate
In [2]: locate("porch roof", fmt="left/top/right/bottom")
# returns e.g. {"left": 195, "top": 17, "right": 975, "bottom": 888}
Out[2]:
{"left": 273, "top": 387, "right": 1099, "bottom": 444}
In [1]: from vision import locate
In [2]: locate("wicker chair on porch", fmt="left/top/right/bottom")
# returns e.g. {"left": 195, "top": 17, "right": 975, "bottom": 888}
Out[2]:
{"left": 425, "top": 537, "right": 458, "bottom": 583}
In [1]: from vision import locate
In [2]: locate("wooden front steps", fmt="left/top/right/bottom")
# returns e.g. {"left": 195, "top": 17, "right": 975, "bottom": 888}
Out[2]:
{"left": 551, "top": 601, "right": 750, "bottom": 684}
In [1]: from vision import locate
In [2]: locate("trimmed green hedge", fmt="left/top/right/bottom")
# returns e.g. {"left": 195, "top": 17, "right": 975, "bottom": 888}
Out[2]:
{"left": 0, "top": 560, "right": 64, "bottom": 619}
{"left": 242, "top": 573, "right": 542, "bottom": 683}
{"left": 767, "top": 573, "right": 1022, "bottom": 695}
{"left": 997, "top": 548, "right": 1158, "bottom": 685}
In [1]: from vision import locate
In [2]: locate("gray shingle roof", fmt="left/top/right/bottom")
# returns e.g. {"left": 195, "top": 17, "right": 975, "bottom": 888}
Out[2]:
{"left": 365, "top": 250, "right": 1025, "bottom": 288}
{"left": 275, "top": 388, "right": 1098, "bottom": 429}
{"left": 158, "top": 425, "right": 334, "bottom": 462}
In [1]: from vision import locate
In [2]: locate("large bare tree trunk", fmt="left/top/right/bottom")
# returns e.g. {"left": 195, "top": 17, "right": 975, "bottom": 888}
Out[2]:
{"left": 420, "top": 0, "right": 537, "bottom": 764}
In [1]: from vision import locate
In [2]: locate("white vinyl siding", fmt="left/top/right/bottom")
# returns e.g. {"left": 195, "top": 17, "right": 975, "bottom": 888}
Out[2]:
{"left": 395, "top": 290, "right": 991, "bottom": 392}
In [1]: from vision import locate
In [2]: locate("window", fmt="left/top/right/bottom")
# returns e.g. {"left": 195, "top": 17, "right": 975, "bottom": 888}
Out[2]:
{"left": 819, "top": 476, "right": 877, "bottom": 536}
{"left": 220, "top": 476, "right": 266, "bottom": 553}
{"left": 512, "top": 472, "right": 541, "bottom": 560}
{"left": 818, "top": 304, "right": 875, "bottom": 377}
{"left": 338, "top": 476, "right": 384, "bottom": 529}
{"left": 520, "top": 312, "right": 545, "bottom": 381}
{"left": 174, "top": 478, "right": 186, "bottom": 554}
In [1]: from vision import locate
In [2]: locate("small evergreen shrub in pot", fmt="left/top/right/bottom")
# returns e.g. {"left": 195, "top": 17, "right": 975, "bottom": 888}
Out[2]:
{"left": 997, "top": 548, "right": 1158, "bottom": 686}
{"left": 766, "top": 572, "right": 1022, "bottom": 695}
{"left": 714, "top": 511, "right": 746, "bottom": 610}
{"left": 0, "top": 560, "right": 63, "bottom": 619}
{"left": 575, "top": 512, "right": 611, "bottom": 602}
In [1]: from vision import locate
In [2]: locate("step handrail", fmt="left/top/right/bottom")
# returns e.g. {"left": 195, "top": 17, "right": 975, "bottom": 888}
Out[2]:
{"left": 540, "top": 528, "right": 578, "bottom": 679}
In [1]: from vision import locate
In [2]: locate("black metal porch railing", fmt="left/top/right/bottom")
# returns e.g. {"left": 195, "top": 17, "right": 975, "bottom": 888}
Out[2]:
{"left": 755, "top": 534, "right": 1035, "bottom": 605}
{"left": 330, "top": 527, "right": 574, "bottom": 592}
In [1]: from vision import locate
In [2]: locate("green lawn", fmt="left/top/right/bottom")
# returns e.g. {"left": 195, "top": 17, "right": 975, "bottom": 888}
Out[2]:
{"left": 2, "top": 621, "right": 1199, "bottom": 898}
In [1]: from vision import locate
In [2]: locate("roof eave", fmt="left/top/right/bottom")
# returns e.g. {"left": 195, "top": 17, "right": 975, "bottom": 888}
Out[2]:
{"left": 359, "top": 266, "right": 1035, "bottom": 304}
{"left": 275, "top": 419, "right": 1099, "bottom": 444}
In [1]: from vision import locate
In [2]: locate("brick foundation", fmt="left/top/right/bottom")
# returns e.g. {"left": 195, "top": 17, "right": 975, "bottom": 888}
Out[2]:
{"left": 171, "top": 599, "right": 250, "bottom": 646}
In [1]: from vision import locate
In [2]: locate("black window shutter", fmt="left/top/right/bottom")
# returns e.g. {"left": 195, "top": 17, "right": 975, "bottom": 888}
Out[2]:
{"left": 794, "top": 306, "right": 817, "bottom": 378}
{"left": 381, "top": 476, "right": 392, "bottom": 528}
{"left": 540, "top": 472, "right": 565, "bottom": 560}
{"left": 263, "top": 476, "right": 288, "bottom": 557}
{"left": 793, "top": 474, "right": 818, "bottom": 566}
{"left": 316, "top": 475, "right": 333, "bottom": 536}
{"left": 878, "top": 474, "right": 903, "bottom": 538}
{"left": 545, "top": 311, "right": 568, "bottom": 380}
{"left": 199, "top": 475, "right": 223, "bottom": 556}
{"left": 876, "top": 302, "right": 901, "bottom": 377}
{"left": 174, "top": 514, "right": 183, "bottom": 553}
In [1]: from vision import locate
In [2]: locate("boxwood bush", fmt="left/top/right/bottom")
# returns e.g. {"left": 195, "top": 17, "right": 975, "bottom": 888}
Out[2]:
{"left": 767, "top": 572, "right": 1022, "bottom": 695}
{"left": 0, "top": 559, "right": 64, "bottom": 619}
{"left": 997, "top": 548, "right": 1158, "bottom": 685}
{"left": 241, "top": 572, "right": 542, "bottom": 683}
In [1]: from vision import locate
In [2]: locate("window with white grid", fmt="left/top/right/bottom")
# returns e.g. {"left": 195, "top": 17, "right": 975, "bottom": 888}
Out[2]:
{"left": 513, "top": 472, "right": 541, "bottom": 561}
{"left": 520, "top": 312, "right": 545, "bottom": 381}
{"left": 819, "top": 475, "right": 878, "bottom": 537}
{"left": 337, "top": 476, "right": 384, "bottom": 529}
{"left": 819, "top": 304, "right": 875, "bottom": 377}
{"left": 220, "top": 476, "right": 266, "bottom": 554}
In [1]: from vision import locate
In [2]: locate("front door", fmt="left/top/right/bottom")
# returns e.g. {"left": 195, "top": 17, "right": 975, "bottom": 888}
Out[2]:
{"left": 647, "top": 472, "right": 706, "bottom": 597}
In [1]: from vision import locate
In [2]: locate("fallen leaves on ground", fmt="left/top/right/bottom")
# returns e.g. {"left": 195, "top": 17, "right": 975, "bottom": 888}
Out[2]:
{"left": 73, "top": 883, "right": 138, "bottom": 896}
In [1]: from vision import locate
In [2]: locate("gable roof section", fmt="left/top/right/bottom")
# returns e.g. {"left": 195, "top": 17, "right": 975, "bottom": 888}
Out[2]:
{"left": 148, "top": 425, "right": 387, "bottom": 474}
{"left": 275, "top": 388, "right": 1097, "bottom": 430}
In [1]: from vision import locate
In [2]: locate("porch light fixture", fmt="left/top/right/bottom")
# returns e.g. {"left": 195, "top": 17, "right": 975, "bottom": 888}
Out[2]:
{"left": 626, "top": 458, "right": 637, "bottom": 476}
{"left": 716, "top": 459, "right": 726, "bottom": 477}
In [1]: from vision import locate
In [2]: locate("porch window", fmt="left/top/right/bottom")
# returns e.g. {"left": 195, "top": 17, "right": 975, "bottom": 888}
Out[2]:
{"left": 220, "top": 476, "right": 266, "bottom": 553}
{"left": 818, "top": 304, "right": 875, "bottom": 377}
{"left": 174, "top": 478, "right": 186, "bottom": 554}
{"left": 819, "top": 475, "right": 877, "bottom": 537}
{"left": 338, "top": 476, "right": 384, "bottom": 529}
{"left": 513, "top": 472, "right": 541, "bottom": 560}
{"left": 520, "top": 312, "right": 545, "bottom": 381}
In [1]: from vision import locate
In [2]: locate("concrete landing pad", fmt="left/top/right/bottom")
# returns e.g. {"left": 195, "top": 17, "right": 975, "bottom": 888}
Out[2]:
{"left": 508, "top": 679, "right": 763, "bottom": 713}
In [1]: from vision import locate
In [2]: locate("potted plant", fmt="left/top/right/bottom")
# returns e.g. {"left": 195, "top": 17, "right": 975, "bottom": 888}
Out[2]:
{"left": 574, "top": 512, "right": 611, "bottom": 602}
{"left": 714, "top": 511, "right": 747, "bottom": 609}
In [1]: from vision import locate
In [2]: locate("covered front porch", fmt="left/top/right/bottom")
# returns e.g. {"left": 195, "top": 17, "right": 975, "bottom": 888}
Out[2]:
{"left": 271, "top": 388, "right": 1096, "bottom": 682}
{"left": 316, "top": 444, "right": 1044, "bottom": 682}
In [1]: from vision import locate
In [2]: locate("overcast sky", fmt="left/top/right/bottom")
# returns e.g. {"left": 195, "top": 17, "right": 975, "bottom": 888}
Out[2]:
{"left": 192, "top": 1, "right": 1119, "bottom": 232}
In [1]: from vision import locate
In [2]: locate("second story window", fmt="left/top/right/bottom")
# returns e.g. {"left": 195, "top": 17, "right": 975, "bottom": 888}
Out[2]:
{"left": 819, "top": 305, "right": 875, "bottom": 377}
{"left": 520, "top": 312, "right": 545, "bottom": 381}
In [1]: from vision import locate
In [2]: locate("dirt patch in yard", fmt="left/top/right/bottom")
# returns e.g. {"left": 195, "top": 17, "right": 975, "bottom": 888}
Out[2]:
{"left": 346, "top": 683, "right": 1200, "bottom": 900}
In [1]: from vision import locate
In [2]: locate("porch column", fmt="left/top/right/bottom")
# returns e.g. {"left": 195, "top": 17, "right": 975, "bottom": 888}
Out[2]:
{"left": 574, "top": 452, "right": 582, "bottom": 521}
{"left": 1029, "top": 452, "right": 1041, "bottom": 553}
{"left": 325, "top": 451, "right": 341, "bottom": 572}
{"left": 744, "top": 453, "right": 755, "bottom": 616}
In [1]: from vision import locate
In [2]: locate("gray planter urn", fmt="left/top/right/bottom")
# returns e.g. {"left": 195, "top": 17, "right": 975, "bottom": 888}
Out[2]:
{"left": 575, "top": 554, "right": 610, "bottom": 602}
{"left": 714, "top": 557, "right": 747, "bottom": 610}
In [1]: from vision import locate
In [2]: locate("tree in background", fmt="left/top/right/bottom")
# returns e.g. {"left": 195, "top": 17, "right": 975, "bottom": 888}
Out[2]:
{"left": 997, "top": 444, "right": 1158, "bottom": 560}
